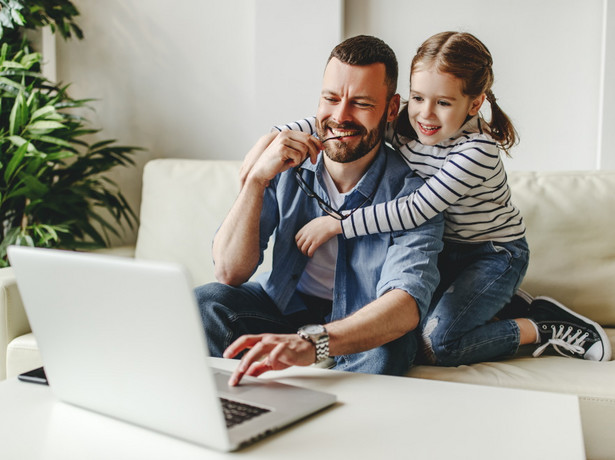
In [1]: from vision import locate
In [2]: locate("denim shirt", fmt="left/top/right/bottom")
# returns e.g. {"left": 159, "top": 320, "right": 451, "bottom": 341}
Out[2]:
{"left": 255, "top": 143, "right": 444, "bottom": 321}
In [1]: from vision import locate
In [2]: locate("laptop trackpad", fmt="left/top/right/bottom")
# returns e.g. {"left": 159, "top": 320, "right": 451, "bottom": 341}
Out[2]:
{"left": 212, "top": 370, "right": 262, "bottom": 395}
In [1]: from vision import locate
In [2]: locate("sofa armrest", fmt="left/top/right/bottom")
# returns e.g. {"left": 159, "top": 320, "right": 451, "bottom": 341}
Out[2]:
{"left": 1, "top": 246, "right": 135, "bottom": 380}
{"left": 0, "top": 267, "right": 30, "bottom": 380}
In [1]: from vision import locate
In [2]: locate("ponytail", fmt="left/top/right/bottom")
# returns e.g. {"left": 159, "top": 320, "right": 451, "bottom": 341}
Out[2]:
{"left": 486, "top": 90, "right": 518, "bottom": 156}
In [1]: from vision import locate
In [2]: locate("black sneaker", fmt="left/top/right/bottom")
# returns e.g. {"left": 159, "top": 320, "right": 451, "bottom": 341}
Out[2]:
{"left": 529, "top": 296, "right": 612, "bottom": 361}
{"left": 495, "top": 289, "right": 534, "bottom": 320}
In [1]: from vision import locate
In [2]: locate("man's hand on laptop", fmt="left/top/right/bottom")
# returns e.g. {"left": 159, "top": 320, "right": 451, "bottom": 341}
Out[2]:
{"left": 223, "top": 334, "right": 317, "bottom": 386}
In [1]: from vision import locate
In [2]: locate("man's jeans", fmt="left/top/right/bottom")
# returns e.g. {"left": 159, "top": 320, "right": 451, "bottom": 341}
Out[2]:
{"left": 421, "top": 237, "right": 530, "bottom": 366}
{"left": 195, "top": 281, "right": 418, "bottom": 376}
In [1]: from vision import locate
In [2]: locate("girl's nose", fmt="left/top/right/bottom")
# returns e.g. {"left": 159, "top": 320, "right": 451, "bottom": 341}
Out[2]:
{"left": 421, "top": 102, "right": 435, "bottom": 119}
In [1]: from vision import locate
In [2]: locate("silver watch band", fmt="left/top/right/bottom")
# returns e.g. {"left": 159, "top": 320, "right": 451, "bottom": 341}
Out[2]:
{"left": 297, "top": 326, "right": 329, "bottom": 363}
{"left": 314, "top": 336, "right": 329, "bottom": 363}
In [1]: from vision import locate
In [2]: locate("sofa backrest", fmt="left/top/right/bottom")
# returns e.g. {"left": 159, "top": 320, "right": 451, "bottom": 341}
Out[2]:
{"left": 508, "top": 170, "right": 615, "bottom": 326}
{"left": 136, "top": 159, "right": 615, "bottom": 326}
{"left": 135, "top": 159, "right": 272, "bottom": 287}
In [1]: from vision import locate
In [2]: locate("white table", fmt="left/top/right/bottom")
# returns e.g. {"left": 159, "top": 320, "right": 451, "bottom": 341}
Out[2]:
{"left": 0, "top": 358, "right": 585, "bottom": 460}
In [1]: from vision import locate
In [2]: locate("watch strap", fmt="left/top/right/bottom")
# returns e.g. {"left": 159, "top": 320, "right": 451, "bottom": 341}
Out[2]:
{"left": 297, "top": 326, "right": 329, "bottom": 363}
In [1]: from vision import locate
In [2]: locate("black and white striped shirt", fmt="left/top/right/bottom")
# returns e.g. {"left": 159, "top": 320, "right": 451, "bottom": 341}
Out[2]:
{"left": 274, "top": 116, "right": 525, "bottom": 243}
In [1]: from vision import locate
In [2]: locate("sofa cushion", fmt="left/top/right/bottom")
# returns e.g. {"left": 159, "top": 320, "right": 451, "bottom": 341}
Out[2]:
{"left": 508, "top": 171, "right": 615, "bottom": 326}
{"left": 408, "top": 328, "right": 615, "bottom": 400}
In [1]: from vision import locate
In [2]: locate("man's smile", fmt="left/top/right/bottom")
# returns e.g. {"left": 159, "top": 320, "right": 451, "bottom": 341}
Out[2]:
{"left": 327, "top": 127, "right": 361, "bottom": 140}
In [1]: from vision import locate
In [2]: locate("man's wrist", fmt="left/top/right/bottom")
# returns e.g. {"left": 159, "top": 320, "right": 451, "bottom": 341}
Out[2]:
{"left": 244, "top": 170, "right": 271, "bottom": 192}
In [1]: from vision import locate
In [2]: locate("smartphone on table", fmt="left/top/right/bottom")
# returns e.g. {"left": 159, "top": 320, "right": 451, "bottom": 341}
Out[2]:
{"left": 18, "top": 366, "right": 49, "bottom": 385}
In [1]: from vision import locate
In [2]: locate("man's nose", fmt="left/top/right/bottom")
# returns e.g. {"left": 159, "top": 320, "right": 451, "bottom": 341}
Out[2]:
{"left": 331, "top": 100, "right": 352, "bottom": 123}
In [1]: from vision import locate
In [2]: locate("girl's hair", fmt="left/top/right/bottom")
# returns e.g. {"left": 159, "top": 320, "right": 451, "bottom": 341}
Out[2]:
{"left": 395, "top": 31, "right": 518, "bottom": 155}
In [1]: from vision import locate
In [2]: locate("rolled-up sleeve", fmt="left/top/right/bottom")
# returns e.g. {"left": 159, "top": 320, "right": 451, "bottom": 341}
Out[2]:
{"left": 376, "top": 200, "right": 444, "bottom": 319}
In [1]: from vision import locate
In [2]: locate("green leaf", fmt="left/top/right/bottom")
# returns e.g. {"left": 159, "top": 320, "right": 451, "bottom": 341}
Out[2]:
{"left": 19, "top": 172, "right": 49, "bottom": 197}
{"left": 6, "top": 135, "right": 38, "bottom": 153}
{"left": 0, "top": 61, "right": 25, "bottom": 70}
{"left": 30, "top": 105, "right": 56, "bottom": 120}
{"left": 44, "top": 150, "right": 75, "bottom": 161}
{"left": 8, "top": 90, "right": 27, "bottom": 135}
{"left": 26, "top": 120, "right": 65, "bottom": 133}
{"left": 6, "top": 134, "right": 27, "bottom": 147}
{"left": 10, "top": 8, "right": 25, "bottom": 26}
{"left": 29, "top": 134, "right": 75, "bottom": 149}
{"left": 0, "top": 227, "right": 21, "bottom": 259}
{"left": 4, "top": 141, "right": 28, "bottom": 183}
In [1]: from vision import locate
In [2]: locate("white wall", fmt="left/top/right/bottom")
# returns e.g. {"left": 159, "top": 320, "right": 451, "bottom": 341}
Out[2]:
{"left": 55, "top": 0, "right": 341, "bottom": 244}
{"left": 56, "top": 0, "right": 341, "bottom": 161}
{"left": 600, "top": 0, "right": 615, "bottom": 170}
{"left": 346, "top": 0, "right": 610, "bottom": 172}
{"left": 52, "top": 0, "right": 614, "bottom": 244}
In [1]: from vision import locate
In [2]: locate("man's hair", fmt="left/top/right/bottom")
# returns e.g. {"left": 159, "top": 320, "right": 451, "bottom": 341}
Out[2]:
{"left": 328, "top": 35, "right": 398, "bottom": 100}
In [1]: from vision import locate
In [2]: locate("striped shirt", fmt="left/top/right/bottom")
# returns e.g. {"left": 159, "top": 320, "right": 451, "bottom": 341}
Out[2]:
{"left": 273, "top": 115, "right": 525, "bottom": 243}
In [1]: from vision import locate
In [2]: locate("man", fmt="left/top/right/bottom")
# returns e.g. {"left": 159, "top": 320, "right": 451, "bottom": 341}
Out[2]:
{"left": 195, "top": 35, "right": 444, "bottom": 386}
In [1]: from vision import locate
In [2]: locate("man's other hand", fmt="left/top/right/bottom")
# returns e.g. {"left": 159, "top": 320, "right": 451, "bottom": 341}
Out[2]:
{"left": 246, "top": 131, "right": 322, "bottom": 187}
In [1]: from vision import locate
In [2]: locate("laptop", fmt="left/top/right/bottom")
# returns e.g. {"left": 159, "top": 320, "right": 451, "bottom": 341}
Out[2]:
{"left": 7, "top": 246, "right": 336, "bottom": 451}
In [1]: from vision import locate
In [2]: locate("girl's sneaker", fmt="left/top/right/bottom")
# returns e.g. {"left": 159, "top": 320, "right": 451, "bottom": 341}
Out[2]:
{"left": 529, "top": 296, "right": 612, "bottom": 361}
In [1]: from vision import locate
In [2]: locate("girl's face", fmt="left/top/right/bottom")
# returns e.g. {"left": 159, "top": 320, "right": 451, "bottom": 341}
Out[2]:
{"left": 408, "top": 65, "right": 485, "bottom": 145}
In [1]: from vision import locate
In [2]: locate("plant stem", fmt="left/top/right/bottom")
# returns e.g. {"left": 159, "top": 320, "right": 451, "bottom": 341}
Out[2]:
{"left": 20, "top": 198, "right": 30, "bottom": 231}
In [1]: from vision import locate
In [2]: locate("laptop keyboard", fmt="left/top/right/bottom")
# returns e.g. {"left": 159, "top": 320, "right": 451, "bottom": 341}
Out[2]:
{"left": 220, "top": 398, "right": 271, "bottom": 428}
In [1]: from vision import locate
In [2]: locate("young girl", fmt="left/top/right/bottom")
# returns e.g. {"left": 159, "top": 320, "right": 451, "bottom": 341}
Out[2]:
{"left": 263, "top": 31, "right": 611, "bottom": 364}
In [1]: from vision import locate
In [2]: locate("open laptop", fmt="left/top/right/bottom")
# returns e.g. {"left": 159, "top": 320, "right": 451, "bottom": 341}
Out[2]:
{"left": 7, "top": 246, "right": 336, "bottom": 451}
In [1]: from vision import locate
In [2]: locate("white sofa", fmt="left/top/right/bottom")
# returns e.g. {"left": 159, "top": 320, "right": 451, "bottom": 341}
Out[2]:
{"left": 2, "top": 159, "right": 614, "bottom": 459}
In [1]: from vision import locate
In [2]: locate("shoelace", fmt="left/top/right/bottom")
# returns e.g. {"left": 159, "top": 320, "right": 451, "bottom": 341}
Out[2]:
{"left": 532, "top": 324, "right": 589, "bottom": 358}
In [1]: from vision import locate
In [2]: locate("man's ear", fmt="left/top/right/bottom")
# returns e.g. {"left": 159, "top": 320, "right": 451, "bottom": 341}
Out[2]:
{"left": 468, "top": 93, "right": 486, "bottom": 116}
{"left": 387, "top": 94, "right": 401, "bottom": 122}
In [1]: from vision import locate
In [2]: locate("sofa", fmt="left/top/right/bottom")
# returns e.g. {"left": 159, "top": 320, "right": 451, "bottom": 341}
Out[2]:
{"left": 1, "top": 159, "right": 614, "bottom": 459}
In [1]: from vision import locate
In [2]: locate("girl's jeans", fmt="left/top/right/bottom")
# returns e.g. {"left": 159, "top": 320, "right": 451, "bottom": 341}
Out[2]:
{"left": 421, "top": 237, "right": 530, "bottom": 366}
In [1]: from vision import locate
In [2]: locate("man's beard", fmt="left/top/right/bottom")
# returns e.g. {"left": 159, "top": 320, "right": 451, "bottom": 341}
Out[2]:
{"left": 316, "top": 110, "right": 388, "bottom": 164}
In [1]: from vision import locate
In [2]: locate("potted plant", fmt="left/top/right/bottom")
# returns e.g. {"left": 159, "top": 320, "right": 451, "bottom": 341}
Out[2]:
{"left": 0, "top": 0, "right": 140, "bottom": 266}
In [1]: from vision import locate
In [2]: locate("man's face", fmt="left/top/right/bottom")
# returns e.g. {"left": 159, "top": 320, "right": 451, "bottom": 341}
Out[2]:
{"left": 316, "top": 58, "right": 398, "bottom": 163}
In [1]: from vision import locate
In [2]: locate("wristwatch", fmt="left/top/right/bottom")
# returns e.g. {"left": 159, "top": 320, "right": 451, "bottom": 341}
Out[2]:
{"left": 297, "top": 324, "right": 329, "bottom": 364}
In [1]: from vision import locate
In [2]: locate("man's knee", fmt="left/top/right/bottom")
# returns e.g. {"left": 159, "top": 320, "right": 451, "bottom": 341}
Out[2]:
{"left": 194, "top": 282, "right": 241, "bottom": 356}
{"left": 195, "top": 282, "right": 235, "bottom": 308}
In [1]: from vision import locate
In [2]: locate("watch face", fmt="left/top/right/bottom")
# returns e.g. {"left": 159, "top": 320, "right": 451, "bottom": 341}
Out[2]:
{"left": 302, "top": 324, "right": 325, "bottom": 335}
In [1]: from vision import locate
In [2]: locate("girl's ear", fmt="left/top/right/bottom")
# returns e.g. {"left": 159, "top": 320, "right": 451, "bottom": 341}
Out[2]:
{"left": 387, "top": 94, "right": 401, "bottom": 122}
{"left": 468, "top": 93, "right": 486, "bottom": 116}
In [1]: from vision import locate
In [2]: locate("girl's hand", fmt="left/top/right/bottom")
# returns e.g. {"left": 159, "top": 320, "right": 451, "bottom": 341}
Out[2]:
{"left": 295, "top": 216, "right": 343, "bottom": 257}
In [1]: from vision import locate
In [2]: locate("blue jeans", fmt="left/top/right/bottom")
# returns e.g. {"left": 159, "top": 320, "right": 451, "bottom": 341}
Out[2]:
{"left": 421, "top": 237, "right": 530, "bottom": 366}
{"left": 194, "top": 281, "right": 418, "bottom": 376}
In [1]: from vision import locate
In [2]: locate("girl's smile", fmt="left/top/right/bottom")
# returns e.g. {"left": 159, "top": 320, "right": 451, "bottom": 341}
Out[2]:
{"left": 416, "top": 121, "right": 442, "bottom": 137}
